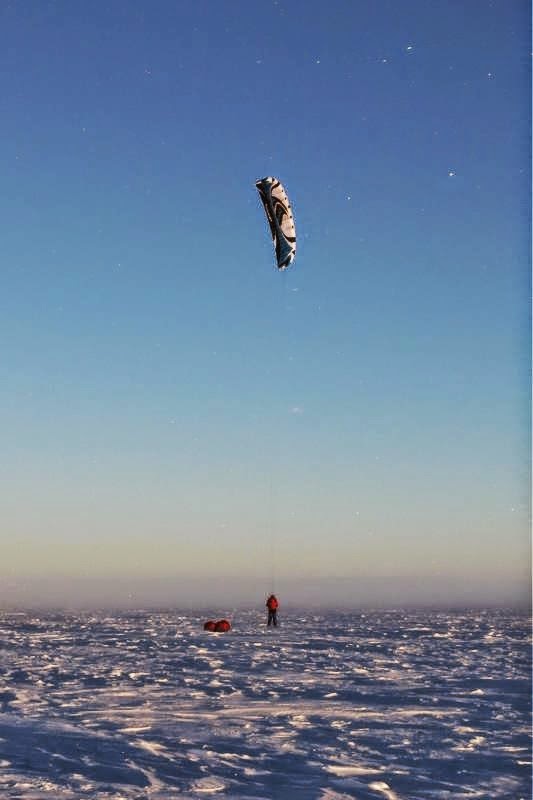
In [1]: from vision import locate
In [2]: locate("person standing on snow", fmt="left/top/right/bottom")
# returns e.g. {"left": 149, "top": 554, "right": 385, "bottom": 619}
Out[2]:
{"left": 266, "top": 594, "right": 279, "bottom": 627}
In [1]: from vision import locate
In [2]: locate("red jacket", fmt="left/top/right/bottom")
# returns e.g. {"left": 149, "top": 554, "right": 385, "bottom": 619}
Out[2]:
{"left": 266, "top": 595, "right": 278, "bottom": 611}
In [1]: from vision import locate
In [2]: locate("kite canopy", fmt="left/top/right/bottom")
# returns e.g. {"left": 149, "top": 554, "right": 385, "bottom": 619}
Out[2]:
{"left": 256, "top": 176, "right": 296, "bottom": 270}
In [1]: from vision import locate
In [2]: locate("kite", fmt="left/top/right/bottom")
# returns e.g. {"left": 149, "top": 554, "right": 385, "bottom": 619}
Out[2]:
{"left": 256, "top": 176, "right": 296, "bottom": 269}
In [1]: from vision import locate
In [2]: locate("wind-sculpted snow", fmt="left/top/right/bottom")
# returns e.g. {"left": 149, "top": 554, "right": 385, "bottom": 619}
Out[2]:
{"left": 0, "top": 609, "right": 530, "bottom": 799}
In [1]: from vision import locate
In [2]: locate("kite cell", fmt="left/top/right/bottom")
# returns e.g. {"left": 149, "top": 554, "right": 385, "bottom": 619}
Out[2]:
{"left": 256, "top": 176, "right": 296, "bottom": 269}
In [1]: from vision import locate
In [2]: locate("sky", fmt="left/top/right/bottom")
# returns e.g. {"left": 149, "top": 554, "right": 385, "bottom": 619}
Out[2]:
{"left": 0, "top": 0, "right": 530, "bottom": 608}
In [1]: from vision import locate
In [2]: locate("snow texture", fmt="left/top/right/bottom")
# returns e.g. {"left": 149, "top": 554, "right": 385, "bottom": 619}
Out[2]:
{"left": 0, "top": 609, "right": 530, "bottom": 799}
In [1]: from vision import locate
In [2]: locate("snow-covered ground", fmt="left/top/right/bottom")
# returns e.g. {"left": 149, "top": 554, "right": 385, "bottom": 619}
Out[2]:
{"left": 0, "top": 609, "right": 530, "bottom": 799}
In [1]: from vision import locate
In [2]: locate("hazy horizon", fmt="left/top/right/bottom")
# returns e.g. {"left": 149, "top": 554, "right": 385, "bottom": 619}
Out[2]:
{"left": 1, "top": 570, "right": 529, "bottom": 610}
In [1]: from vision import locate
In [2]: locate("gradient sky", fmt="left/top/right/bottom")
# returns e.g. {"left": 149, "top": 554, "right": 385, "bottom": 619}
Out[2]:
{"left": 1, "top": 1, "right": 530, "bottom": 606}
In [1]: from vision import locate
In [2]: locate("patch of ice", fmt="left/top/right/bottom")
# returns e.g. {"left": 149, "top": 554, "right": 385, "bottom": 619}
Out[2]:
{"left": 499, "top": 746, "right": 528, "bottom": 753}
{"left": 119, "top": 725, "right": 151, "bottom": 733}
{"left": 369, "top": 781, "right": 399, "bottom": 800}
{"left": 244, "top": 766, "right": 272, "bottom": 776}
{"left": 190, "top": 776, "right": 226, "bottom": 793}
{"left": 289, "top": 714, "right": 311, "bottom": 729}
{"left": 136, "top": 739, "right": 171, "bottom": 758}
{"left": 325, "top": 764, "right": 383, "bottom": 776}
{"left": 453, "top": 735, "right": 487, "bottom": 751}
{"left": 218, "top": 751, "right": 252, "bottom": 761}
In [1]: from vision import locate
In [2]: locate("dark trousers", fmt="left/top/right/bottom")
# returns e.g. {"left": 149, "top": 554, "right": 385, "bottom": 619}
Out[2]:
{"left": 267, "top": 609, "right": 277, "bottom": 627}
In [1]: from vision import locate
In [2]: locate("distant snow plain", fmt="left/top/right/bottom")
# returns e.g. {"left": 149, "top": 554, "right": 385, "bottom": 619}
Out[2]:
{"left": 0, "top": 609, "right": 530, "bottom": 799}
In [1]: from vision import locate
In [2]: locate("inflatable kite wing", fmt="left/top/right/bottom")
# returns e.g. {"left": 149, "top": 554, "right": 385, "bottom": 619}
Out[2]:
{"left": 256, "top": 177, "right": 296, "bottom": 269}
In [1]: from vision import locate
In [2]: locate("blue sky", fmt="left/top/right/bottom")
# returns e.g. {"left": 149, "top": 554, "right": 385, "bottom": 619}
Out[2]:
{"left": 0, "top": 1, "right": 530, "bottom": 606}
